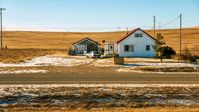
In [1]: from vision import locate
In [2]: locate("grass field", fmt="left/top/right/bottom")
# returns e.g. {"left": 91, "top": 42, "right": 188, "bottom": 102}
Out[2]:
{"left": 3, "top": 28, "right": 199, "bottom": 51}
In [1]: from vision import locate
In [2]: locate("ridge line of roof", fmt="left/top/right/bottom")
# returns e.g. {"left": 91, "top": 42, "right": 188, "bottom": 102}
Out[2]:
{"left": 116, "top": 28, "right": 159, "bottom": 44}
{"left": 72, "top": 37, "right": 101, "bottom": 45}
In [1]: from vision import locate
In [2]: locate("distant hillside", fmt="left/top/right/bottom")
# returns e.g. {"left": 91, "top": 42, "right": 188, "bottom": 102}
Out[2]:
{"left": 4, "top": 28, "right": 199, "bottom": 51}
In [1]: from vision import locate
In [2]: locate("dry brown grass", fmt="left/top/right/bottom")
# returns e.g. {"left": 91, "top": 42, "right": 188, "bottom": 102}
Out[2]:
{"left": 4, "top": 107, "right": 199, "bottom": 112}
{"left": 3, "top": 28, "right": 199, "bottom": 51}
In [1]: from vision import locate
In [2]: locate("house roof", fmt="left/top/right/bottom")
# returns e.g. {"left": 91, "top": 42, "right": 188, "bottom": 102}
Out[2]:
{"left": 72, "top": 37, "right": 101, "bottom": 45}
{"left": 116, "top": 28, "right": 159, "bottom": 44}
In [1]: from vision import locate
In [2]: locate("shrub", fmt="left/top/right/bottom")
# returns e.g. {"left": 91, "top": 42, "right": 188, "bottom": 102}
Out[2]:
{"left": 68, "top": 47, "right": 76, "bottom": 55}
{"left": 173, "top": 47, "right": 196, "bottom": 62}
{"left": 160, "top": 46, "right": 176, "bottom": 59}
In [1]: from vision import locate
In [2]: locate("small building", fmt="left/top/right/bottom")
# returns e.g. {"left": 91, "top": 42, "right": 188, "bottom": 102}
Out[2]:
{"left": 115, "top": 28, "right": 158, "bottom": 58}
{"left": 72, "top": 37, "right": 100, "bottom": 55}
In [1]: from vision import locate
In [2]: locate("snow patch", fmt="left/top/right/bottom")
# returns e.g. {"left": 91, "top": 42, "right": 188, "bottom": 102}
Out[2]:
{"left": 0, "top": 70, "right": 48, "bottom": 74}
{"left": 92, "top": 59, "right": 115, "bottom": 67}
{"left": 117, "top": 62, "right": 199, "bottom": 73}
{"left": 123, "top": 62, "right": 199, "bottom": 67}
{"left": 0, "top": 56, "right": 93, "bottom": 67}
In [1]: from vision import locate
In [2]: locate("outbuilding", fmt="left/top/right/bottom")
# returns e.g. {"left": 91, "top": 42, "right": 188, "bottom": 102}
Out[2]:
{"left": 72, "top": 37, "right": 100, "bottom": 55}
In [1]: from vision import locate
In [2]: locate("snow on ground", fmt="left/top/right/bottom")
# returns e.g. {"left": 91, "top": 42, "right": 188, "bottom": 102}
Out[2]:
{"left": 92, "top": 59, "right": 115, "bottom": 67}
{"left": 0, "top": 70, "right": 48, "bottom": 74}
{"left": 0, "top": 56, "right": 93, "bottom": 67}
{"left": 92, "top": 58, "right": 198, "bottom": 68}
{"left": 0, "top": 84, "right": 198, "bottom": 108}
{"left": 117, "top": 61, "right": 199, "bottom": 73}
{"left": 123, "top": 62, "right": 199, "bottom": 67}
{"left": 125, "top": 58, "right": 179, "bottom": 62}
{"left": 117, "top": 62, "right": 199, "bottom": 73}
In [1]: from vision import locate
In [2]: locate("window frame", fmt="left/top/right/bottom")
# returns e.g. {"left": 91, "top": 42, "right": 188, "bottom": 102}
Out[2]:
{"left": 124, "top": 45, "right": 134, "bottom": 52}
{"left": 135, "top": 33, "right": 143, "bottom": 37}
{"left": 146, "top": 45, "right": 151, "bottom": 51}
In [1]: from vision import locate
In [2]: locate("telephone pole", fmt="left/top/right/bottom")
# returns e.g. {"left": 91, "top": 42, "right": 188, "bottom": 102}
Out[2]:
{"left": 153, "top": 16, "right": 156, "bottom": 38}
{"left": 0, "top": 8, "right": 6, "bottom": 50}
{"left": 180, "top": 14, "right": 182, "bottom": 54}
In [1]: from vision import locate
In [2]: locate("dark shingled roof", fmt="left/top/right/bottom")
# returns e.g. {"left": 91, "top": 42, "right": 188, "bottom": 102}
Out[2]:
{"left": 72, "top": 37, "right": 100, "bottom": 45}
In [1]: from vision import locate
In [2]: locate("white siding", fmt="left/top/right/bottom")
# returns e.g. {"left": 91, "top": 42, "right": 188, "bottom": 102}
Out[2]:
{"left": 117, "top": 30, "right": 156, "bottom": 57}
{"left": 104, "top": 43, "right": 114, "bottom": 55}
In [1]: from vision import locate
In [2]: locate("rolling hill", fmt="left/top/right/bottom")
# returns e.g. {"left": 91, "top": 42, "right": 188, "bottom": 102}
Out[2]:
{"left": 3, "top": 28, "right": 199, "bottom": 52}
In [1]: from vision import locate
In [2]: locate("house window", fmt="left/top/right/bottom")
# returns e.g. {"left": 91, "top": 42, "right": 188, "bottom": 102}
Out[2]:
{"left": 135, "top": 33, "right": 143, "bottom": 37}
{"left": 146, "top": 45, "right": 150, "bottom": 51}
{"left": 124, "top": 45, "right": 134, "bottom": 52}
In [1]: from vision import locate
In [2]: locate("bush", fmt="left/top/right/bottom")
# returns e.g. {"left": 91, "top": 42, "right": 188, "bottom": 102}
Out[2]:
{"left": 173, "top": 48, "right": 196, "bottom": 62}
{"left": 159, "top": 46, "right": 176, "bottom": 59}
{"left": 68, "top": 47, "right": 76, "bottom": 55}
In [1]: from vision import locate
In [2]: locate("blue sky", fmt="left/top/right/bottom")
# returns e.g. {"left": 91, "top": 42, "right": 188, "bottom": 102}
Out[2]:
{"left": 1, "top": 0, "right": 199, "bottom": 31}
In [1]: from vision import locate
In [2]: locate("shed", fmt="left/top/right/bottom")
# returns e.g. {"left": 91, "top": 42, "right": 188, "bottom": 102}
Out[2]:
{"left": 72, "top": 37, "right": 100, "bottom": 54}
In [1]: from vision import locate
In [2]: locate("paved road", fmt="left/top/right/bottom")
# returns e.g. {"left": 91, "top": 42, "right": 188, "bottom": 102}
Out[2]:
{"left": 0, "top": 71, "right": 199, "bottom": 84}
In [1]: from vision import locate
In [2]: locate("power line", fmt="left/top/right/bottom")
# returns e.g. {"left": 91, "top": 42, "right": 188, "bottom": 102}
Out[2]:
{"left": 161, "top": 15, "right": 180, "bottom": 27}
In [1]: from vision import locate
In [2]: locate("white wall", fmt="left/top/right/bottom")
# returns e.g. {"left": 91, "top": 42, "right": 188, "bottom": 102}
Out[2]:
{"left": 117, "top": 30, "right": 156, "bottom": 58}
{"left": 104, "top": 43, "right": 114, "bottom": 55}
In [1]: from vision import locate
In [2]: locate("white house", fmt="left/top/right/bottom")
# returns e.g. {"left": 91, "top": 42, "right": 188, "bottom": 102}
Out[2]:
{"left": 116, "top": 28, "right": 158, "bottom": 57}
{"left": 104, "top": 28, "right": 158, "bottom": 58}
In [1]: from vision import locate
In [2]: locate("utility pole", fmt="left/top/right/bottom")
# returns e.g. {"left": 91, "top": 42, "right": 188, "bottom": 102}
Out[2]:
{"left": 180, "top": 14, "right": 182, "bottom": 54}
{"left": 153, "top": 16, "right": 156, "bottom": 38}
{"left": 0, "top": 8, "right": 6, "bottom": 50}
